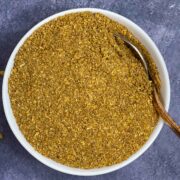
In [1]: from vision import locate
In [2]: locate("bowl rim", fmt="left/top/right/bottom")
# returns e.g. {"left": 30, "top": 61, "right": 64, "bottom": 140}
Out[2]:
{"left": 2, "top": 8, "right": 170, "bottom": 176}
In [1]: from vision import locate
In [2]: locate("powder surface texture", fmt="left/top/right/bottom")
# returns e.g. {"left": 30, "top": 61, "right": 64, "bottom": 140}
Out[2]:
{"left": 9, "top": 12, "right": 160, "bottom": 169}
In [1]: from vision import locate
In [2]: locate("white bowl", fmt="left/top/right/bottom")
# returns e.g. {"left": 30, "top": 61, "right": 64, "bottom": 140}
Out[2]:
{"left": 2, "top": 8, "right": 170, "bottom": 176}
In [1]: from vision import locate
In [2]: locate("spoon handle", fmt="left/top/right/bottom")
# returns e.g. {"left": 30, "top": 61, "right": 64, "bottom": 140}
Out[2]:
{"left": 153, "top": 88, "right": 180, "bottom": 137}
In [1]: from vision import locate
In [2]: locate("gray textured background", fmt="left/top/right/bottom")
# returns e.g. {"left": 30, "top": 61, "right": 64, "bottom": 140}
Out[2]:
{"left": 0, "top": 0, "right": 180, "bottom": 180}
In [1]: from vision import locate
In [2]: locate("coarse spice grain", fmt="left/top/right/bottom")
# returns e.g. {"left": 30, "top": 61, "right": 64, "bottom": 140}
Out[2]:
{"left": 9, "top": 12, "right": 160, "bottom": 169}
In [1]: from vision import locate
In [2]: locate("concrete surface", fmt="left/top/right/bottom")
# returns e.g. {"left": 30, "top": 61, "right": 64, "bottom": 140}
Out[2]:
{"left": 0, "top": 0, "right": 179, "bottom": 179}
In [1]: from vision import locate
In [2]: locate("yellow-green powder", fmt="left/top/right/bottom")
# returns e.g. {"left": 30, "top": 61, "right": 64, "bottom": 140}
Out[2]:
{"left": 8, "top": 12, "right": 160, "bottom": 169}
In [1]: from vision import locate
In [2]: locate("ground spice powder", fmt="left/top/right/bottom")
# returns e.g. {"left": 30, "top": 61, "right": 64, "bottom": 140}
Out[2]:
{"left": 9, "top": 12, "right": 160, "bottom": 169}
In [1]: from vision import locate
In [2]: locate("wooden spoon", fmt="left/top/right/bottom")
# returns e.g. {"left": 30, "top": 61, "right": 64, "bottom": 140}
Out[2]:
{"left": 115, "top": 33, "right": 180, "bottom": 137}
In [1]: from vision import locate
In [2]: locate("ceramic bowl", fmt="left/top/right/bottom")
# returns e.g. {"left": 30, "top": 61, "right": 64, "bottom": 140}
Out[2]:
{"left": 2, "top": 8, "right": 170, "bottom": 176}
